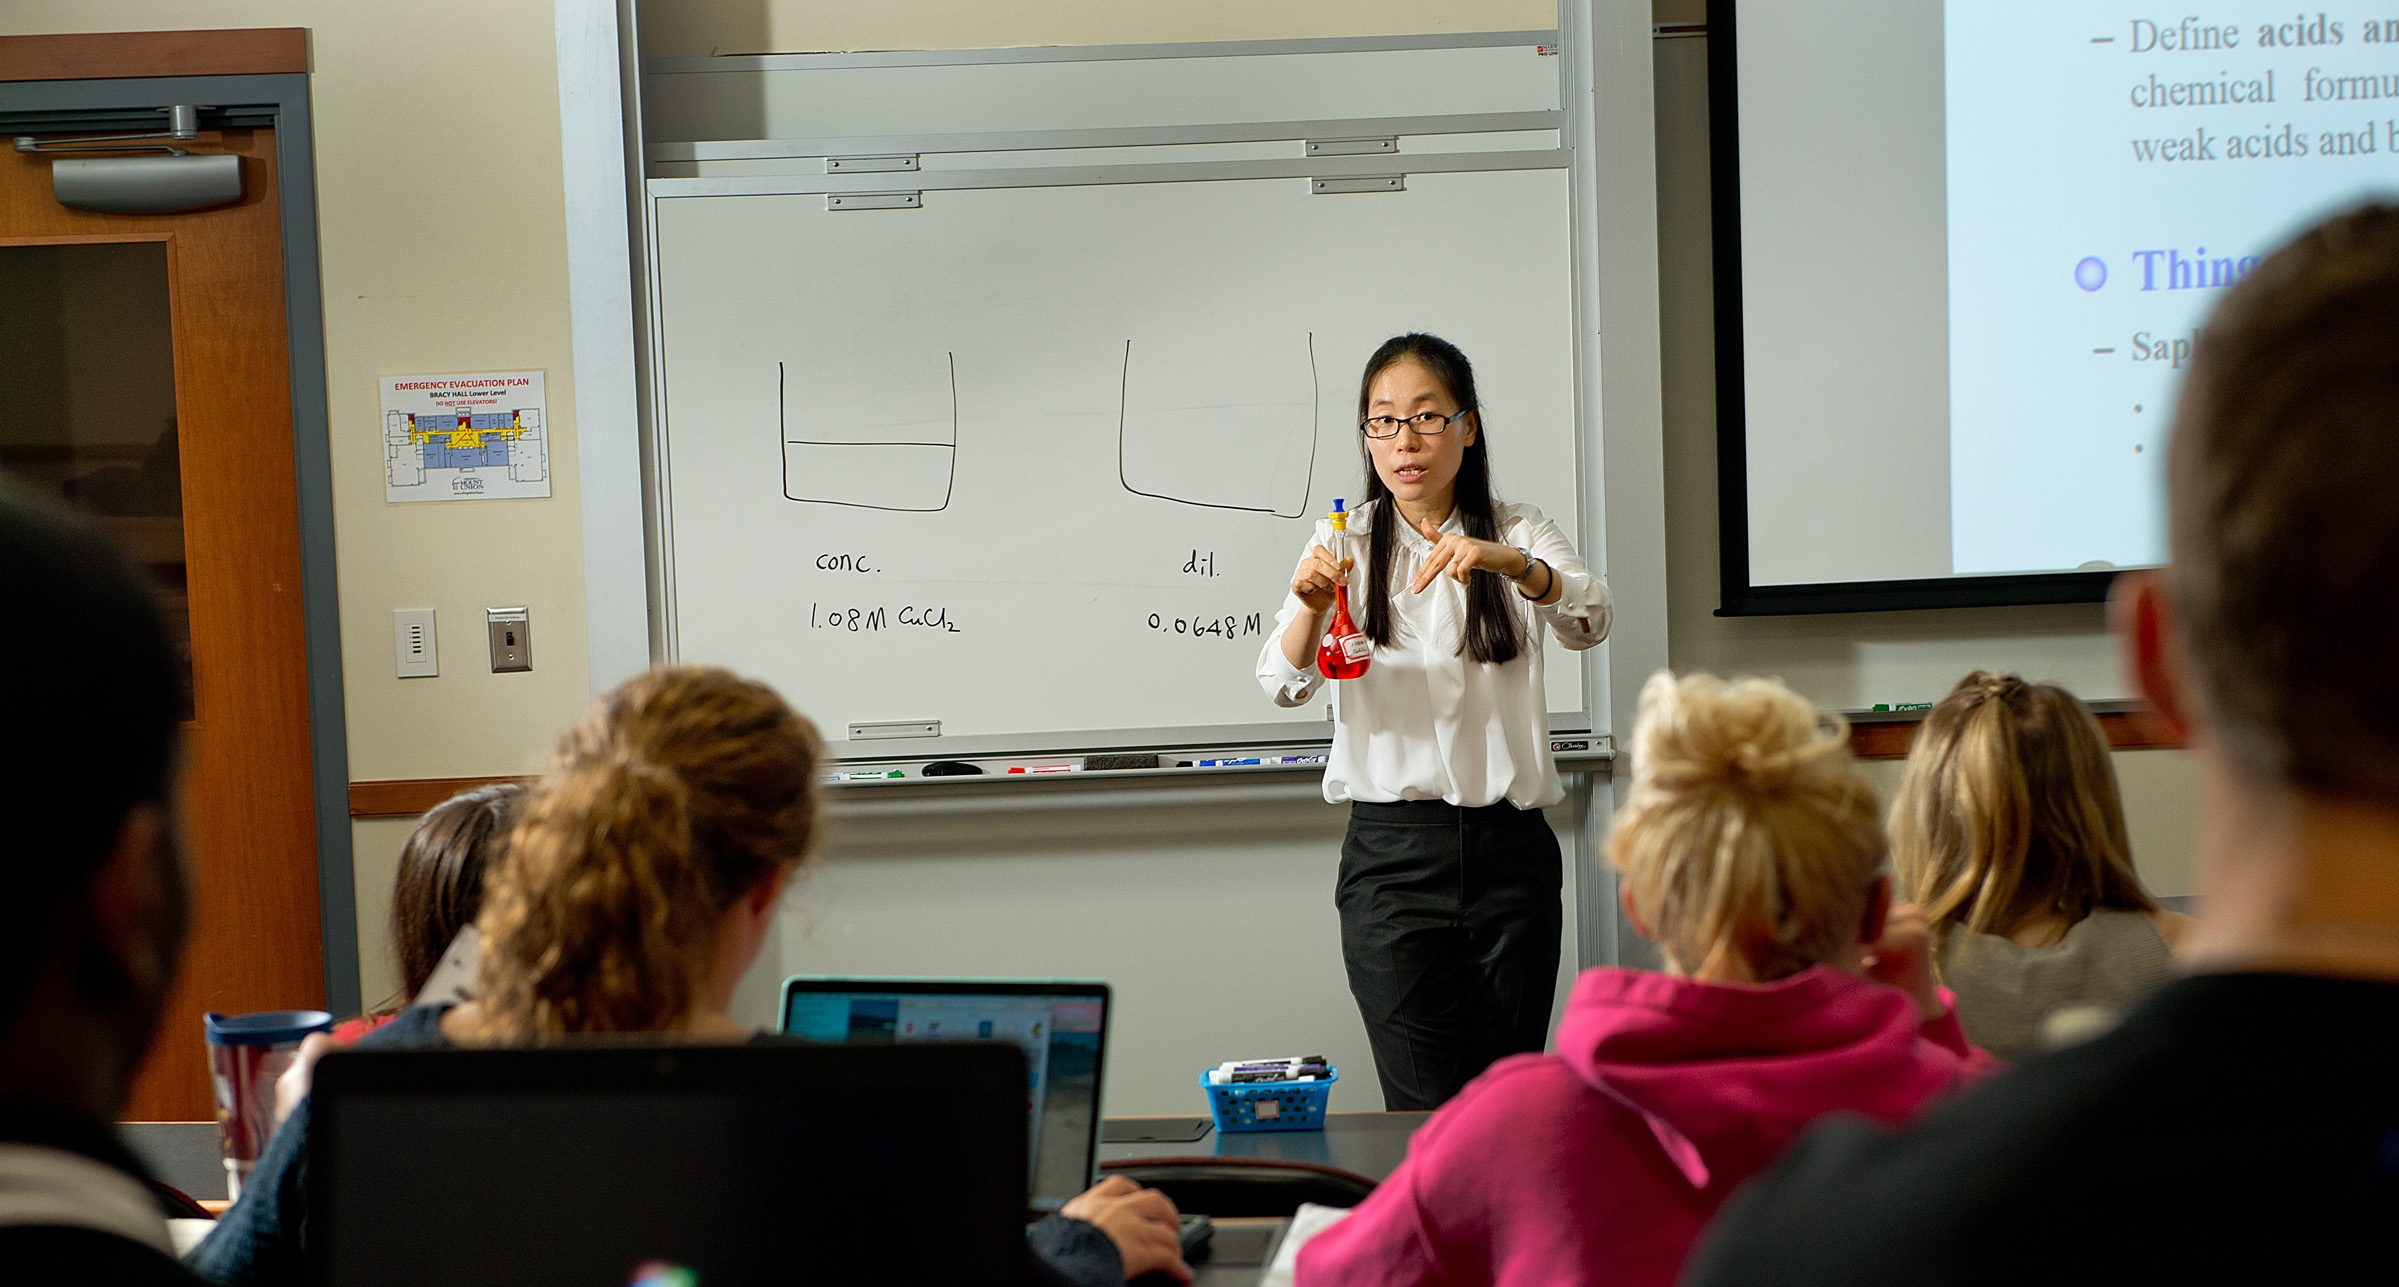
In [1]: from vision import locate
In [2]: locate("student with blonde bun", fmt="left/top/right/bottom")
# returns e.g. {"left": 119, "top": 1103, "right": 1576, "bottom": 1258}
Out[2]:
{"left": 1294, "top": 671, "right": 1996, "bottom": 1287}
{"left": 1685, "top": 200, "right": 2399, "bottom": 1287}
{"left": 1890, "top": 672, "right": 2196, "bottom": 1059}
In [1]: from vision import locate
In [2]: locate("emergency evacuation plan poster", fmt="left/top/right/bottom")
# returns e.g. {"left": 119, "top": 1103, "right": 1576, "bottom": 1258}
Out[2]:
{"left": 381, "top": 370, "right": 551, "bottom": 503}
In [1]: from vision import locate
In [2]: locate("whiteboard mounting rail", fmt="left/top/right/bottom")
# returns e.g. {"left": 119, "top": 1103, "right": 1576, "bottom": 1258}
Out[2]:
{"left": 1305, "top": 137, "right": 1399, "bottom": 157}
{"left": 826, "top": 154, "right": 920, "bottom": 173}
{"left": 826, "top": 192, "right": 920, "bottom": 211}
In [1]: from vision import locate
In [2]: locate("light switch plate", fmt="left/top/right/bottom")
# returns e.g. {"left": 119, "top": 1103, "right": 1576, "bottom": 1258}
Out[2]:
{"left": 487, "top": 606, "right": 531, "bottom": 673}
{"left": 394, "top": 609, "right": 438, "bottom": 678}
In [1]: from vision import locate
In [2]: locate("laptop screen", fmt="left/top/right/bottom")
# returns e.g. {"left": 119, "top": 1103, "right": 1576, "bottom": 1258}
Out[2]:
{"left": 309, "top": 1043, "right": 1030, "bottom": 1287}
{"left": 781, "top": 979, "right": 1108, "bottom": 1211}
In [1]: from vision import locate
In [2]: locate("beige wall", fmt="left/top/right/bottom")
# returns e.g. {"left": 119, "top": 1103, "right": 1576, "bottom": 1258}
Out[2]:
{"left": 640, "top": 0, "right": 1556, "bottom": 58}
{"left": 349, "top": 817, "right": 416, "bottom": 1008}
{"left": 4, "top": 1, "right": 599, "bottom": 999}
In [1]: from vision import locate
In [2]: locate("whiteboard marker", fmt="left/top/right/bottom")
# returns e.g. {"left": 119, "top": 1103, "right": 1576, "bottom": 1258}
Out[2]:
{"left": 1007, "top": 764, "right": 1079, "bottom": 774}
{"left": 825, "top": 769, "right": 905, "bottom": 782}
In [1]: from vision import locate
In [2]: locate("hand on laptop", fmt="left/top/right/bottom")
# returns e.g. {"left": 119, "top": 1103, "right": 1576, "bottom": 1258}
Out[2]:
{"left": 1063, "top": 1175, "right": 1194, "bottom": 1283}
{"left": 274, "top": 1032, "right": 341, "bottom": 1129}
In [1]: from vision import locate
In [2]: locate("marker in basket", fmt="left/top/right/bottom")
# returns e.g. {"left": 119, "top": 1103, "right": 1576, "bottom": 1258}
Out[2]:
{"left": 1208, "top": 1056, "right": 1333, "bottom": 1085}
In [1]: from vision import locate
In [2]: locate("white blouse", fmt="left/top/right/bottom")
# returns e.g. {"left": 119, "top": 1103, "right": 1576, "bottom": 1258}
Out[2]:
{"left": 1256, "top": 502, "right": 1610, "bottom": 809}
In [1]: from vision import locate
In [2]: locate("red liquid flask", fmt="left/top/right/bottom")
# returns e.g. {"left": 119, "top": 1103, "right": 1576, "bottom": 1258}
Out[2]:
{"left": 1318, "top": 583, "right": 1371, "bottom": 680}
{"left": 1317, "top": 500, "right": 1371, "bottom": 679}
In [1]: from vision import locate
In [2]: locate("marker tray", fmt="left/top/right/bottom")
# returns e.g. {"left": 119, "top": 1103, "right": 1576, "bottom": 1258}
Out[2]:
{"left": 1199, "top": 1065, "right": 1337, "bottom": 1133}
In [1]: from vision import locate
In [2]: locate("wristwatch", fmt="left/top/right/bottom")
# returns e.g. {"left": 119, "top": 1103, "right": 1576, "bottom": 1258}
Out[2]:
{"left": 1507, "top": 547, "right": 1544, "bottom": 584}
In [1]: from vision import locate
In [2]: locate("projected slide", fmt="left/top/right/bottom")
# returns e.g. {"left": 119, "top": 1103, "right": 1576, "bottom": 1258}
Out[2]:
{"left": 1946, "top": 2, "right": 2399, "bottom": 575}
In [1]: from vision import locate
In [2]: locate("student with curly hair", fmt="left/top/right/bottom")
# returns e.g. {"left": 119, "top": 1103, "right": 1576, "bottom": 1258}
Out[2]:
{"left": 192, "top": 666, "right": 1186, "bottom": 1287}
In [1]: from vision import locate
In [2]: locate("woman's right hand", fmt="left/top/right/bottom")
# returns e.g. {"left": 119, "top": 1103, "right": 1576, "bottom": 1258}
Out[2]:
{"left": 1862, "top": 902, "right": 1945, "bottom": 1021}
{"left": 1061, "top": 1176, "right": 1193, "bottom": 1283}
{"left": 1290, "top": 544, "right": 1353, "bottom": 614}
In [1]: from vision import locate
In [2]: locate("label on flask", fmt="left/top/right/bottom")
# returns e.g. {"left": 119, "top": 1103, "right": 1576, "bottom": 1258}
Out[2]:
{"left": 1340, "top": 634, "right": 1372, "bottom": 662}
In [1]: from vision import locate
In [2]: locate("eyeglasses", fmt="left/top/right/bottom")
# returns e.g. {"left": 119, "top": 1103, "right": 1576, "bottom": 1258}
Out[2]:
{"left": 1359, "top": 409, "right": 1471, "bottom": 439}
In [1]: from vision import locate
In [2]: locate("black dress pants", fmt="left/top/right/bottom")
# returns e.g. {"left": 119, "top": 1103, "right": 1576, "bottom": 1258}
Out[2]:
{"left": 1336, "top": 798, "right": 1563, "bottom": 1111}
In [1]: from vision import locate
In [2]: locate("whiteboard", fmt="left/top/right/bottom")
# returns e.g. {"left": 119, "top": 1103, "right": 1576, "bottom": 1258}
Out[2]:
{"left": 636, "top": 31, "right": 1601, "bottom": 757}
{"left": 650, "top": 169, "right": 1582, "bottom": 753}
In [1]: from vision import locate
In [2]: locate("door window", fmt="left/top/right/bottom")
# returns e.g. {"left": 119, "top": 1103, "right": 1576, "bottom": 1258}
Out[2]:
{"left": 0, "top": 241, "right": 192, "bottom": 716}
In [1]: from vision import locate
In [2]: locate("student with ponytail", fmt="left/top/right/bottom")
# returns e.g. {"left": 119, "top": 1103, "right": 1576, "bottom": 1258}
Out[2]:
{"left": 192, "top": 666, "right": 1188, "bottom": 1287}
{"left": 1258, "top": 333, "right": 1611, "bottom": 1110}
{"left": 1889, "top": 671, "right": 2195, "bottom": 1059}
{"left": 1293, "top": 671, "right": 1997, "bottom": 1287}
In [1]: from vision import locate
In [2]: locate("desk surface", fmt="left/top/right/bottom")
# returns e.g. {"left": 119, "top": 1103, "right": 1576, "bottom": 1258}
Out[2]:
{"left": 121, "top": 1121, "right": 224, "bottom": 1202}
{"left": 1101, "top": 1110, "right": 1428, "bottom": 1186}
{"left": 1175, "top": 1217, "right": 1287, "bottom": 1287}
{"left": 131, "top": 1111, "right": 1423, "bottom": 1285}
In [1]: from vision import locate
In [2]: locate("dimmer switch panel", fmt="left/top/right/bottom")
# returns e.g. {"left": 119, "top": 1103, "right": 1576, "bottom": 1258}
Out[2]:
{"left": 395, "top": 609, "right": 438, "bottom": 678}
{"left": 487, "top": 606, "right": 531, "bottom": 673}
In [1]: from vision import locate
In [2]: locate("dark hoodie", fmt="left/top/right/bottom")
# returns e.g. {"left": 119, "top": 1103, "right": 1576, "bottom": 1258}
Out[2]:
{"left": 1296, "top": 965, "right": 1999, "bottom": 1287}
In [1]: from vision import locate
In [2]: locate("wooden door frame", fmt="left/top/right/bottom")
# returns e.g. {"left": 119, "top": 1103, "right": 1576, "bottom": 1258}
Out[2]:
{"left": 0, "top": 67, "right": 358, "bottom": 1014}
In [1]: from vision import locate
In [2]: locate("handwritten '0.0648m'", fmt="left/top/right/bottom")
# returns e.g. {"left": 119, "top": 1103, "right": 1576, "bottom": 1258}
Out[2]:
{"left": 1148, "top": 612, "right": 1264, "bottom": 641}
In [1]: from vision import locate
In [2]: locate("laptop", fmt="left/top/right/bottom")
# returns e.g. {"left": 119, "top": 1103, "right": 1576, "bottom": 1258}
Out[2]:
{"left": 781, "top": 977, "right": 1110, "bottom": 1213}
{"left": 309, "top": 1042, "right": 1031, "bottom": 1287}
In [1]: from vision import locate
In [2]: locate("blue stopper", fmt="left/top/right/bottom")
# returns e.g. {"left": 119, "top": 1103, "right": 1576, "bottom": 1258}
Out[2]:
{"left": 1332, "top": 498, "right": 1346, "bottom": 512}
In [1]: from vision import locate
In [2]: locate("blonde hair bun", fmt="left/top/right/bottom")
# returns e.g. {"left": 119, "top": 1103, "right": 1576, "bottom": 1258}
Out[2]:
{"left": 1630, "top": 671, "right": 1850, "bottom": 798}
{"left": 1612, "top": 670, "right": 1884, "bottom": 982}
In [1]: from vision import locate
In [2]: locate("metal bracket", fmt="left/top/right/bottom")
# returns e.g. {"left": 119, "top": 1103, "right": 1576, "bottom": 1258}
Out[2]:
{"left": 1311, "top": 175, "right": 1405, "bottom": 195}
{"left": 1304, "top": 137, "right": 1398, "bottom": 157}
{"left": 826, "top": 191, "right": 923, "bottom": 211}
{"left": 826, "top": 154, "right": 921, "bottom": 172}
{"left": 849, "top": 719, "right": 943, "bottom": 740}
{"left": 14, "top": 104, "right": 201, "bottom": 156}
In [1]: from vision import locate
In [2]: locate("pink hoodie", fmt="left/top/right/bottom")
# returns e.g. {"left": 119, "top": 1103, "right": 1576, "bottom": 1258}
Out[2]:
{"left": 1296, "top": 965, "right": 2002, "bottom": 1287}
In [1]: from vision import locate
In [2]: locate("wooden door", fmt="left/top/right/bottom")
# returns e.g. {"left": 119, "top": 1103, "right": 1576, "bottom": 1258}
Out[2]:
{"left": 0, "top": 122, "right": 323, "bottom": 1121}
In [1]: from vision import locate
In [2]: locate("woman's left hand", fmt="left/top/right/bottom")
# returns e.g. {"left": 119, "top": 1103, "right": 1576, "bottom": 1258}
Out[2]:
{"left": 273, "top": 1032, "right": 341, "bottom": 1129}
{"left": 1408, "top": 515, "right": 1526, "bottom": 593}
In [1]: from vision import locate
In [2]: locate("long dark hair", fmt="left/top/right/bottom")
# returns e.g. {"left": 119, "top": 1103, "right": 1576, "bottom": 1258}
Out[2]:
{"left": 378, "top": 781, "right": 522, "bottom": 1015}
{"left": 1355, "top": 333, "right": 1524, "bottom": 665}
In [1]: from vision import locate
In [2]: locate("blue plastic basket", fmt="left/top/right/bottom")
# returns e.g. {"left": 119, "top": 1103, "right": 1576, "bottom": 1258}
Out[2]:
{"left": 1199, "top": 1065, "right": 1338, "bottom": 1133}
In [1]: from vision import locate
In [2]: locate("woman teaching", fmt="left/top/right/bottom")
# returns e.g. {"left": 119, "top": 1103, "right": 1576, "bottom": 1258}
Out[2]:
{"left": 1256, "top": 333, "right": 1611, "bottom": 1110}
